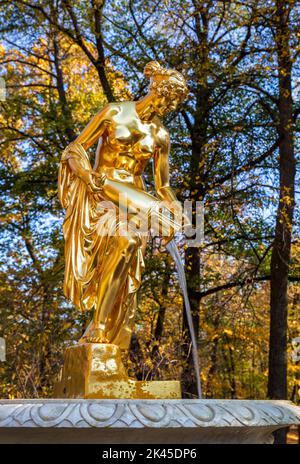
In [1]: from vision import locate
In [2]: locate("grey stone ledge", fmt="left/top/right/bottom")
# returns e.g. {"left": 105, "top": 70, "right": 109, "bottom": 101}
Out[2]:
{"left": 0, "top": 399, "right": 299, "bottom": 444}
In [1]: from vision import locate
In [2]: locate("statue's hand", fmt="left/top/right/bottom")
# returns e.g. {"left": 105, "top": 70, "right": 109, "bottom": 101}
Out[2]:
{"left": 79, "top": 169, "right": 106, "bottom": 196}
{"left": 92, "top": 171, "right": 107, "bottom": 187}
{"left": 90, "top": 172, "right": 107, "bottom": 201}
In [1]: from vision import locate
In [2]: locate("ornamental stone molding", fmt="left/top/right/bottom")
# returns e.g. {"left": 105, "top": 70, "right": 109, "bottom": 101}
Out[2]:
{"left": 0, "top": 399, "right": 299, "bottom": 444}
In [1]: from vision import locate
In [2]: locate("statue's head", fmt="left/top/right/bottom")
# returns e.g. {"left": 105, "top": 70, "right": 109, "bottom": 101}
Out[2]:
{"left": 144, "top": 61, "right": 188, "bottom": 116}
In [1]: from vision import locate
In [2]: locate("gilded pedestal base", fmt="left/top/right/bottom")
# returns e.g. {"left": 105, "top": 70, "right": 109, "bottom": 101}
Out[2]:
{"left": 53, "top": 343, "right": 181, "bottom": 399}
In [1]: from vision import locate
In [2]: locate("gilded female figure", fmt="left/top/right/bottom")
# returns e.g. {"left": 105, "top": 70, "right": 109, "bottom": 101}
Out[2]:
{"left": 58, "top": 61, "right": 188, "bottom": 350}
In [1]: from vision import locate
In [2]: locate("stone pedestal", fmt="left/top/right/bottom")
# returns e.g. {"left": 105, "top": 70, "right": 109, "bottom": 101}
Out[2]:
{"left": 54, "top": 343, "right": 181, "bottom": 399}
{"left": 0, "top": 399, "right": 299, "bottom": 444}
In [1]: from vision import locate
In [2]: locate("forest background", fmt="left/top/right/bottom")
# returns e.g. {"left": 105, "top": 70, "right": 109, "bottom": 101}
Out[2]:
{"left": 0, "top": 0, "right": 299, "bottom": 442}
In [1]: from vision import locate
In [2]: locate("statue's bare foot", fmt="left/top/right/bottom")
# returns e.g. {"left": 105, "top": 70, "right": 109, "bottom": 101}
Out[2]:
{"left": 79, "top": 327, "right": 109, "bottom": 344}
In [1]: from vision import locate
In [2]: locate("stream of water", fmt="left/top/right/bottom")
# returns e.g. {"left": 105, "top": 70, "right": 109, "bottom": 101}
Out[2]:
{"left": 166, "top": 239, "right": 202, "bottom": 399}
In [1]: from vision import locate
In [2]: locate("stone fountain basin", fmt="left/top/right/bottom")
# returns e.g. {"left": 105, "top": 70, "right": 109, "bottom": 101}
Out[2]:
{"left": 0, "top": 398, "right": 299, "bottom": 444}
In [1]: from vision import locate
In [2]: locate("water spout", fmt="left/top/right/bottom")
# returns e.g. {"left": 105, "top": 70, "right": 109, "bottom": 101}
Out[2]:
{"left": 166, "top": 239, "right": 202, "bottom": 399}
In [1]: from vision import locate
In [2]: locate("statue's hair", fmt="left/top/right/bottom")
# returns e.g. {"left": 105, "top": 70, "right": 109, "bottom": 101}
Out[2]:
{"left": 144, "top": 61, "right": 188, "bottom": 102}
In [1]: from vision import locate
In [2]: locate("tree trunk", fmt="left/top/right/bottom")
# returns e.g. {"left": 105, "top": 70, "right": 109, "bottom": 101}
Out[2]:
{"left": 181, "top": 3, "right": 210, "bottom": 398}
{"left": 268, "top": 0, "right": 296, "bottom": 444}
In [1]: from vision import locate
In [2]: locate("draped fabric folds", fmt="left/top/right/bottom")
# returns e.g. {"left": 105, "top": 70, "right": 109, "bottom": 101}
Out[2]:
{"left": 58, "top": 142, "right": 146, "bottom": 349}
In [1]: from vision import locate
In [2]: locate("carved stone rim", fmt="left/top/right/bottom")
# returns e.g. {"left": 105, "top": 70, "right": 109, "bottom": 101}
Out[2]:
{"left": 0, "top": 399, "right": 299, "bottom": 430}
{"left": 0, "top": 399, "right": 297, "bottom": 404}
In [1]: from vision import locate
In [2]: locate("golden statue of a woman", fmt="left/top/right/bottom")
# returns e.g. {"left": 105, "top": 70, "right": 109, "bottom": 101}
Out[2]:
{"left": 55, "top": 62, "right": 189, "bottom": 399}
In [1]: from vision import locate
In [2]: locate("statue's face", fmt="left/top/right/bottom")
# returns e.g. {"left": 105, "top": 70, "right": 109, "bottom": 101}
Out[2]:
{"left": 151, "top": 92, "right": 181, "bottom": 117}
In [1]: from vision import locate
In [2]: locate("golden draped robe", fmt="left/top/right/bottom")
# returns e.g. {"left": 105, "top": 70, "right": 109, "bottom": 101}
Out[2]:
{"left": 58, "top": 142, "right": 147, "bottom": 350}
